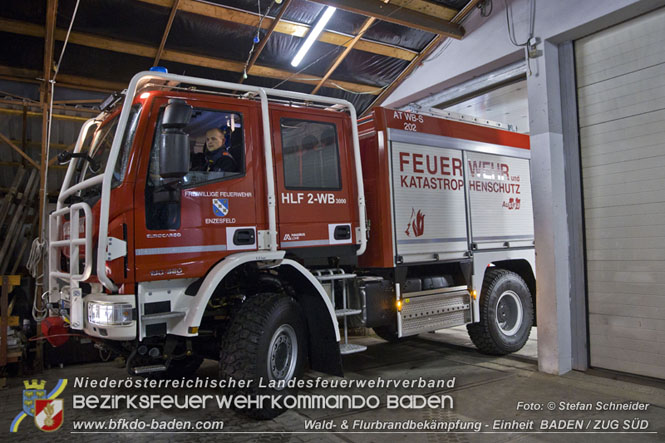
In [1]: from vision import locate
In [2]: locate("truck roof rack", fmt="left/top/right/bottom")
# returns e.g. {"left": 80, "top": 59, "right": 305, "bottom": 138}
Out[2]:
{"left": 418, "top": 107, "right": 521, "bottom": 133}
{"left": 137, "top": 82, "right": 348, "bottom": 113}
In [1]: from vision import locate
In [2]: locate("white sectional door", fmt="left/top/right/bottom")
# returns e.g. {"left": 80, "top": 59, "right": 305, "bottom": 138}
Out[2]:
{"left": 576, "top": 7, "right": 665, "bottom": 379}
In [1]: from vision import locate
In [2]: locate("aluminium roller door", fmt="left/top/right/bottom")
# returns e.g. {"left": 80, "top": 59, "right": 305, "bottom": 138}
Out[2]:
{"left": 576, "top": 7, "right": 665, "bottom": 379}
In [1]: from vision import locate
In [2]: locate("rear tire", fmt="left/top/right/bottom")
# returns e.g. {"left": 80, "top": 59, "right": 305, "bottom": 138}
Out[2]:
{"left": 373, "top": 322, "right": 405, "bottom": 343}
{"left": 219, "top": 293, "right": 307, "bottom": 420}
{"left": 467, "top": 268, "right": 533, "bottom": 355}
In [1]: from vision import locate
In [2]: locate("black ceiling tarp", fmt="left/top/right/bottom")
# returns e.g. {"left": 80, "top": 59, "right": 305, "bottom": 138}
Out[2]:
{"left": 58, "top": 0, "right": 168, "bottom": 47}
{"left": 324, "top": 8, "right": 367, "bottom": 36}
{"left": 211, "top": 0, "right": 325, "bottom": 26}
{"left": 159, "top": 62, "right": 376, "bottom": 113}
{"left": 257, "top": 33, "right": 341, "bottom": 78}
{"left": 208, "top": 0, "right": 436, "bottom": 52}
{"left": 49, "top": 42, "right": 375, "bottom": 112}
{"left": 433, "top": 0, "right": 470, "bottom": 9}
{"left": 0, "top": 0, "right": 45, "bottom": 25}
{"left": 244, "top": 74, "right": 376, "bottom": 112}
{"left": 206, "top": 0, "right": 282, "bottom": 18}
{"left": 169, "top": 10, "right": 257, "bottom": 62}
{"left": 276, "top": 0, "right": 437, "bottom": 52}
{"left": 336, "top": 51, "right": 409, "bottom": 87}
{"left": 54, "top": 42, "right": 155, "bottom": 82}
{"left": 158, "top": 58, "right": 253, "bottom": 84}
{"left": 0, "top": 32, "right": 43, "bottom": 71}
{"left": 364, "top": 22, "right": 436, "bottom": 52}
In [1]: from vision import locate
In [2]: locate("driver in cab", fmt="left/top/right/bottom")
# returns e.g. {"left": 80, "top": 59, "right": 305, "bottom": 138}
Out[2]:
{"left": 191, "top": 127, "right": 237, "bottom": 172}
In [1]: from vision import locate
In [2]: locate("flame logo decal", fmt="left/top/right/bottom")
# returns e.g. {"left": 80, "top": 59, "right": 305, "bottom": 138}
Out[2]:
{"left": 405, "top": 208, "right": 425, "bottom": 237}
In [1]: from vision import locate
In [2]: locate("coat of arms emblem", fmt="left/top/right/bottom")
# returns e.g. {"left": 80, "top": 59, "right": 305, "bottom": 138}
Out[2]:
{"left": 212, "top": 198, "right": 229, "bottom": 217}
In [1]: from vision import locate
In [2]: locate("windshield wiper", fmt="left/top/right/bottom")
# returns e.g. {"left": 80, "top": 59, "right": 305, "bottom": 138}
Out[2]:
{"left": 58, "top": 151, "right": 100, "bottom": 173}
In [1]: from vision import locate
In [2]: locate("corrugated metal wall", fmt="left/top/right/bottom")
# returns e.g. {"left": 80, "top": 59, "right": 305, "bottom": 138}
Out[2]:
{"left": 576, "top": 7, "right": 665, "bottom": 379}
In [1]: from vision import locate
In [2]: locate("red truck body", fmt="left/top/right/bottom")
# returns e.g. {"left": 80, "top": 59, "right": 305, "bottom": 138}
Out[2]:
{"left": 358, "top": 107, "right": 530, "bottom": 269}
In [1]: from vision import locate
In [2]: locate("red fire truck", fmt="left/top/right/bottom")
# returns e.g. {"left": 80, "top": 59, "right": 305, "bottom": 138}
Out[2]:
{"left": 47, "top": 71, "right": 535, "bottom": 417}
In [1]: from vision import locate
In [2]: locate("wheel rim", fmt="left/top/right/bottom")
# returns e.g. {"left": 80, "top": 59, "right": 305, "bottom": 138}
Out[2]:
{"left": 267, "top": 324, "right": 298, "bottom": 383}
{"left": 495, "top": 290, "right": 523, "bottom": 336}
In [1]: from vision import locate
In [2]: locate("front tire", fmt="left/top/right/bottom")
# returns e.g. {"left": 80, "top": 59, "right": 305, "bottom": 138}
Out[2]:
{"left": 467, "top": 268, "right": 533, "bottom": 355}
{"left": 219, "top": 293, "right": 307, "bottom": 419}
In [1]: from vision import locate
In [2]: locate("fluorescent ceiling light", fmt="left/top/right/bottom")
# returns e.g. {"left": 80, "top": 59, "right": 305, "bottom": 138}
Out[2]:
{"left": 291, "top": 6, "right": 336, "bottom": 67}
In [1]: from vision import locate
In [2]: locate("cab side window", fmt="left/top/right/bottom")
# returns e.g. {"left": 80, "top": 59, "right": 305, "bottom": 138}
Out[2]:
{"left": 146, "top": 107, "right": 244, "bottom": 230}
{"left": 148, "top": 108, "right": 245, "bottom": 189}
{"left": 281, "top": 118, "right": 341, "bottom": 190}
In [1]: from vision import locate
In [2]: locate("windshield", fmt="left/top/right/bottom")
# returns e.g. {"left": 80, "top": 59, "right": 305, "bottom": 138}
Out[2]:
{"left": 78, "top": 104, "right": 142, "bottom": 187}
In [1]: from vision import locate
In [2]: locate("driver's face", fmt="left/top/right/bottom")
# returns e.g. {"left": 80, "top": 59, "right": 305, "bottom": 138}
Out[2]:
{"left": 206, "top": 129, "right": 225, "bottom": 151}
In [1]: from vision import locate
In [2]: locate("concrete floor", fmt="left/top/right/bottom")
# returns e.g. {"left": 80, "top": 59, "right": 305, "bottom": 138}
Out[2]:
{"left": 2, "top": 330, "right": 663, "bottom": 442}
{"left": 430, "top": 326, "right": 539, "bottom": 361}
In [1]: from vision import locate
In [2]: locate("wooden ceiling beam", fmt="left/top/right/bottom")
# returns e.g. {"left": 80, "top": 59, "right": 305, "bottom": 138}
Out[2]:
{"left": 52, "top": 99, "right": 102, "bottom": 105}
{"left": 363, "top": 0, "right": 483, "bottom": 116}
{"left": 0, "top": 132, "right": 40, "bottom": 169}
{"left": 138, "top": 0, "right": 417, "bottom": 61}
{"left": 0, "top": 18, "right": 380, "bottom": 94}
{"left": 0, "top": 107, "right": 91, "bottom": 122}
{"left": 388, "top": 0, "right": 457, "bottom": 21}
{"left": 0, "top": 65, "right": 126, "bottom": 92}
{"left": 306, "top": 0, "right": 464, "bottom": 38}
{"left": 0, "top": 98, "right": 98, "bottom": 114}
{"left": 153, "top": 0, "right": 181, "bottom": 66}
{"left": 312, "top": 17, "right": 375, "bottom": 95}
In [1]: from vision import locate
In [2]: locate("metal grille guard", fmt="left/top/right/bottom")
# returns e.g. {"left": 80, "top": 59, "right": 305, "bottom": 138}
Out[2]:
{"left": 48, "top": 201, "right": 93, "bottom": 287}
{"left": 48, "top": 118, "right": 100, "bottom": 293}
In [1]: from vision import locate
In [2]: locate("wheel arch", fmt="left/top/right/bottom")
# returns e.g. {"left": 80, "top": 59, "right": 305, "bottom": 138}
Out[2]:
{"left": 174, "top": 251, "right": 343, "bottom": 377}
{"left": 276, "top": 260, "right": 343, "bottom": 377}
{"left": 471, "top": 250, "right": 536, "bottom": 324}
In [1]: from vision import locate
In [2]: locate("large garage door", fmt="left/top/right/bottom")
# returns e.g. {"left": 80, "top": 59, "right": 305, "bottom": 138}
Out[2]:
{"left": 576, "top": 7, "right": 665, "bottom": 379}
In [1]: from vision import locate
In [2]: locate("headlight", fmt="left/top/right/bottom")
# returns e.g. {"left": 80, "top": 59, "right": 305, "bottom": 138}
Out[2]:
{"left": 87, "top": 301, "right": 133, "bottom": 326}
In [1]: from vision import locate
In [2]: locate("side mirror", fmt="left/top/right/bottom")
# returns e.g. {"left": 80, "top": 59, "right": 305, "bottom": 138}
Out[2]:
{"left": 162, "top": 98, "right": 192, "bottom": 128}
{"left": 159, "top": 99, "right": 192, "bottom": 179}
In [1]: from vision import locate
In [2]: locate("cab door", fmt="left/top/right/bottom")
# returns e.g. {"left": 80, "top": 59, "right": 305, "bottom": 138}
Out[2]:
{"left": 133, "top": 96, "right": 259, "bottom": 281}
{"left": 270, "top": 108, "right": 359, "bottom": 258}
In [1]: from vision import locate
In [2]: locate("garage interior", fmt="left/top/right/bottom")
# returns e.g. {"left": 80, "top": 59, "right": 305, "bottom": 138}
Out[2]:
{"left": 1, "top": 0, "right": 665, "bottom": 440}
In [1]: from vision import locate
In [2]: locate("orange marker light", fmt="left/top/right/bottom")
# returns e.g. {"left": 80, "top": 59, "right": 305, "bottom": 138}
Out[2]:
{"left": 396, "top": 300, "right": 403, "bottom": 312}
{"left": 471, "top": 290, "right": 477, "bottom": 300}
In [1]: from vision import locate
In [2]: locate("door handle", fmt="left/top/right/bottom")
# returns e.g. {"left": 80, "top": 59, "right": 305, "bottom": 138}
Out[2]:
{"left": 233, "top": 229, "right": 255, "bottom": 245}
{"left": 334, "top": 225, "right": 351, "bottom": 240}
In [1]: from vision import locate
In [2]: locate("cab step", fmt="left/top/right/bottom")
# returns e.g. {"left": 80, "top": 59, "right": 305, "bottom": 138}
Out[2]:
{"left": 141, "top": 311, "right": 186, "bottom": 323}
{"left": 340, "top": 343, "right": 367, "bottom": 355}
{"left": 335, "top": 308, "right": 362, "bottom": 317}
